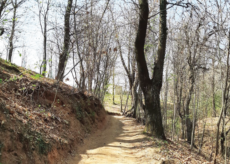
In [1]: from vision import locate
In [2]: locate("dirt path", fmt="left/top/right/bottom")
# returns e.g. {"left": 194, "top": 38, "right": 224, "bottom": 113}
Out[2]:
{"left": 68, "top": 115, "right": 159, "bottom": 164}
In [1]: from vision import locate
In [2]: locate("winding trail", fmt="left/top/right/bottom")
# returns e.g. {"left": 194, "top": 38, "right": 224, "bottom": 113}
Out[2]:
{"left": 68, "top": 115, "right": 159, "bottom": 164}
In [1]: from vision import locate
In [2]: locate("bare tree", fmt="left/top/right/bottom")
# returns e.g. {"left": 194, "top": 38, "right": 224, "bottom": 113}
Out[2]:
{"left": 56, "top": 0, "right": 73, "bottom": 81}
{"left": 135, "top": 0, "right": 167, "bottom": 139}
{"left": 36, "top": 0, "right": 52, "bottom": 76}
{"left": 0, "top": 0, "right": 10, "bottom": 36}
{"left": 8, "top": 0, "right": 26, "bottom": 62}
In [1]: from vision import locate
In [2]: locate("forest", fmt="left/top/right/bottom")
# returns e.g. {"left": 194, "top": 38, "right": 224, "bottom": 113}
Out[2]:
{"left": 0, "top": 0, "right": 230, "bottom": 163}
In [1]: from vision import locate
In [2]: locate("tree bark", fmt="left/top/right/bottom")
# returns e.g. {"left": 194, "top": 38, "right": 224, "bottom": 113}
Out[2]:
{"left": 56, "top": 0, "right": 73, "bottom": 81}
{"left": 113, "top": 66, "right": 115, "bottom": 104}
{"left": 0, "top": 0, "right": 7, "bottom": 19}
{"left": 212, "top": 59, "right": 216, "bottom": 117}
{"left": 42, "top": 12, "right": 47, "bottom": 76}
{"left": 8, "top": 2, "right": 17, "bottom": 62}
{"left": 163, "top": 58, "right": 169, "bottom": 128}
{"left": 184, "top": 70, "right": 194, "bottom": 144}
{"left": 135, "top": 0, "right": 167, "bottom": 139}
{"left": 137, "top": 86, "right": 144, "bottom": 123}
{"left": 132, "top": 74, "right": 139, "bottom": 118}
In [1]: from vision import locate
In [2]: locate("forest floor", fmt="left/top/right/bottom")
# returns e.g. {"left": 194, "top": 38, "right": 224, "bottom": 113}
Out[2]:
{"left": 67, "top": 105, "right": 218, "bottom": 164}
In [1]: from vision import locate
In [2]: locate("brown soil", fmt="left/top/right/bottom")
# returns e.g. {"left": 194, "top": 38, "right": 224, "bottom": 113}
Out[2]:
{"left": 0, "top": 59, "right": 106, "bottom": 164}
{"left": 67, "top": 115, "right": 159, "bottom": 164}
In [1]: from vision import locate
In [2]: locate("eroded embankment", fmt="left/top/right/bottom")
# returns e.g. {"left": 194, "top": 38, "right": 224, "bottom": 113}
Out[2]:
{"left": 0, "top": 59, "right": 106, "bottom": 164}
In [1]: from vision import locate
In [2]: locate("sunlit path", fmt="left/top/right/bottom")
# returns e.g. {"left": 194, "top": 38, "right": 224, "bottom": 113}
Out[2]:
{"left": 68, "top": 115, "right": 158, "bottom": 164}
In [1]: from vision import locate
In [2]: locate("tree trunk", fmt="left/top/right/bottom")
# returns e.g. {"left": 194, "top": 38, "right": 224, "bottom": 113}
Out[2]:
{"left": 132, "top": 74, "right": 139, "bottom": 118}
{"left": 163, "top": 58, "right": 169, "bottom": 128}
{"left": 183, "top": 67, "right": 195, "bottom": 144}
{"left": 0, "top": 0, "right": 7, "bottom": 18}
{"left": 172, "top": 71, "right": 177, "bottom": 141}
{"left": 124, "top": 91, "right": 130, "bottom": 113}
{"left": 220, "top": 124, "right": 225, "bottom": 156}
{"left": 137, "top": 86, "right": 144, "bottom": 123}
{"left": 42, "top": 16, "right": 47, "bottom": 76}
{"left": 185, "top": 83, "right": 193, "bottom": 144}
{"left": 56, "top": 0, "right": 73, "bottom": 81}
{"left": 144, "top": 86, "right": 165, "bottom": 138}
{"left": 191, "top": 89, "right": 197, "bottom": 149}
{"left": 212, "top": 59, "right": 216, "bottom": 117}
{"left": 120, "top": 90, "right": 124, "bottom": 113}
{"left": 87, "top": 69, "right": 93, "bottom": 92}
{"left": 181, "top": 120, "right": 185, "bottom": 139}
{"left": 8, "top": 5, "right": 17, "bottom": 62}
{"left": 113, "top": 66, "right": 115, "bottom": 104}
{"left": 48, "top": 51, "right": 53, "bottom": 78}
{"left": 181, "top": 97, "right": 186, "bottom": 139}
{"left": 135, "top": 0, "right": 167, "bottom": 139}
{"left": 177, "top": 72, "right": 184, "bottom": 139}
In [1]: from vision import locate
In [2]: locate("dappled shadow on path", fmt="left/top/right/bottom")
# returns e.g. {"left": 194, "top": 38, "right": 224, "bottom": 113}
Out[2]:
{"left": 68, "top": 115, "right": 156, "bottom": 164}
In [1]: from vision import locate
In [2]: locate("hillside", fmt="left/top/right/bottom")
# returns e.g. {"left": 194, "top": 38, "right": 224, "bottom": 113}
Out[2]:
{"left": 0, "top": 59, "right": 106, "bottom": 164}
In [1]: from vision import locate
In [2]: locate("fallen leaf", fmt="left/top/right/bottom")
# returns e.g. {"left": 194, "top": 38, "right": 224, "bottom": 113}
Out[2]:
{"left": 1, "top": 120, "right": 5, "bottom": 125}
{"left": 47, "top": 112, "right": 51, "bottom": 117}
{"left": 23, "top": 120, "right": 27, "bottom": 124}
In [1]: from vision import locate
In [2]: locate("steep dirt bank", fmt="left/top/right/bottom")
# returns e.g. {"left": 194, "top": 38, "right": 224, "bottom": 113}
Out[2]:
{"left": 0, "top": 59, "right": 106, "bottom": 164}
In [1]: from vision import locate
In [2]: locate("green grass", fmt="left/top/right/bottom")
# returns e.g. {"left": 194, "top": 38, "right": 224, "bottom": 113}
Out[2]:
{"left": 104, "top": 93, "right": 132, "bottom": 107}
